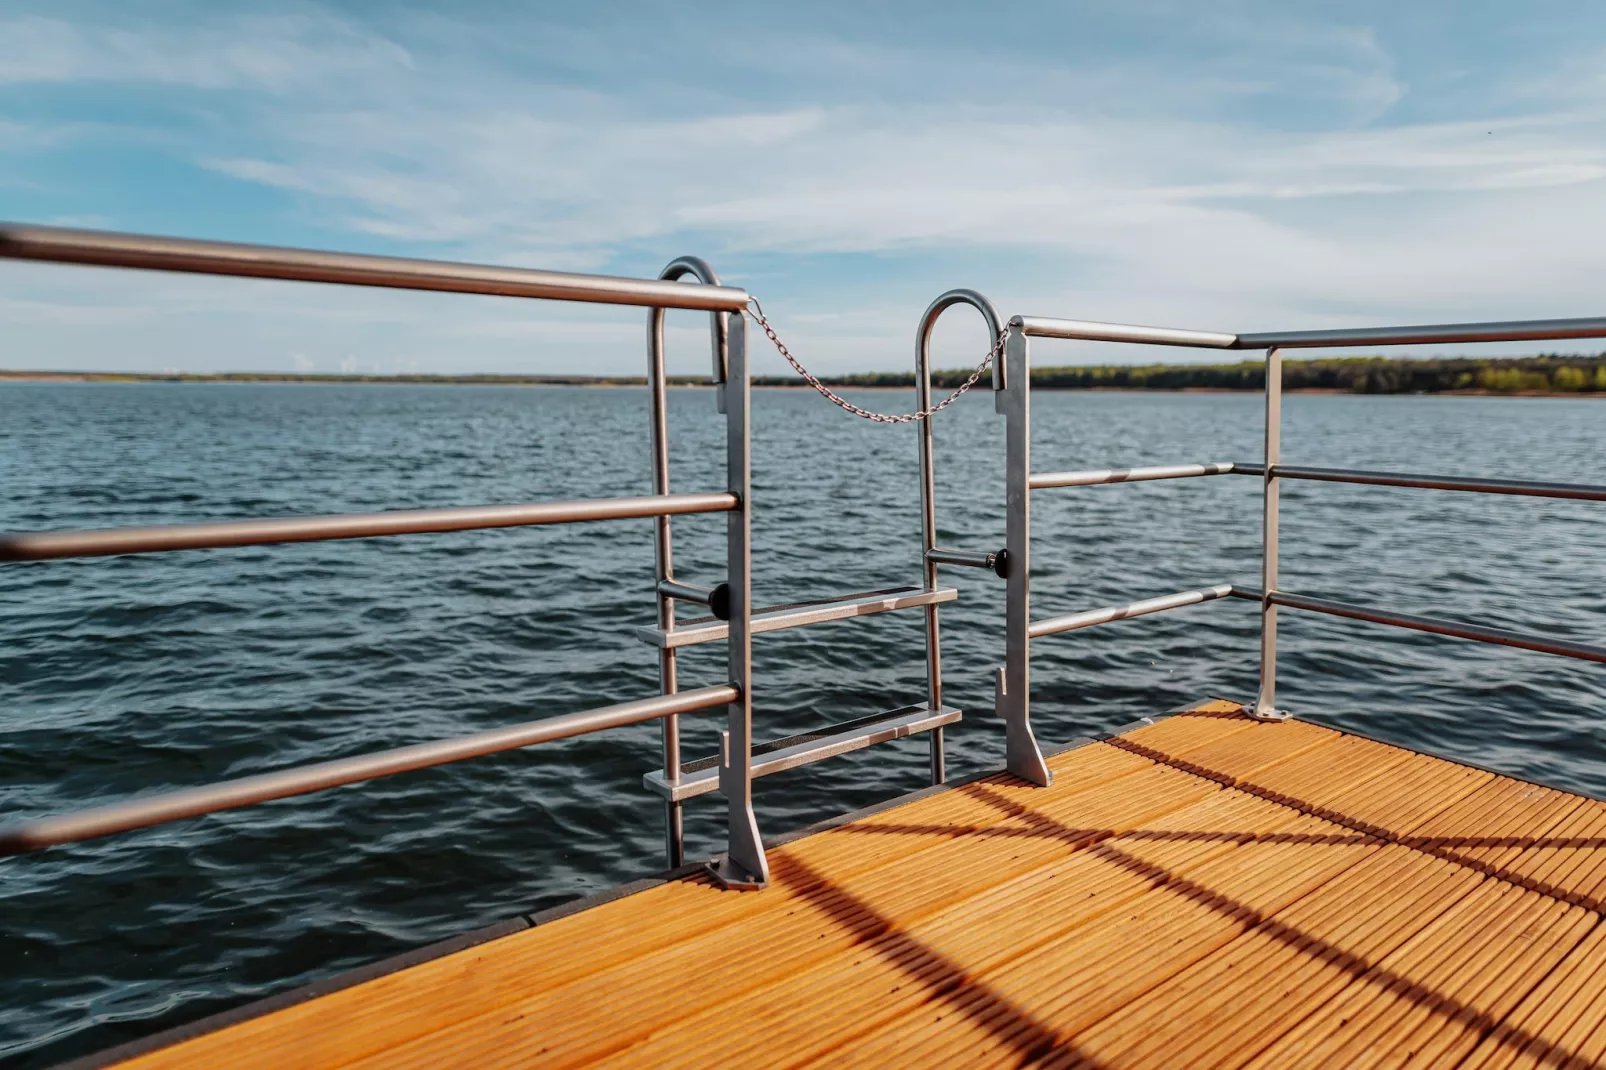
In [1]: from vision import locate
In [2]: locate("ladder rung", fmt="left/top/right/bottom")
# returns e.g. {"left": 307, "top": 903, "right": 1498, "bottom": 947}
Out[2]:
{"left": 642, "top": 702, "right": 962, "bottom": 802}
{"left": 634, "top": 585, "right": 958, "bottom": 650}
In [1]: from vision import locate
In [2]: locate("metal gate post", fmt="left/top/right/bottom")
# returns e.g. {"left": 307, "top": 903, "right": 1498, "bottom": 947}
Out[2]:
{"left": 712, "top": 311, "right": 769, "bottom": 888}
{"left": 648, "top": 256, "right": 730, "bottom": 869}
{"left": 1252, "top": 347, "right": 1290, "bottom": 720}
{"left": 997, "top": 320, "right": 1052, "bottom": 785}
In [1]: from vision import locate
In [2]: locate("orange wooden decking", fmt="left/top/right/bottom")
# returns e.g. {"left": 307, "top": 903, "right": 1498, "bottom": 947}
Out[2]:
{"left": 103, "top": 700, "right": 1606, "bottom": 1068}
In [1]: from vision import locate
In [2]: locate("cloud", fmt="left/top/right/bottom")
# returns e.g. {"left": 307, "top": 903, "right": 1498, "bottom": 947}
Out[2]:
{"left": 6, "top": 3, "right": 1606, "bottom": 373}
{"left": 0, "top": 11, "right": 411, "bottom": 90}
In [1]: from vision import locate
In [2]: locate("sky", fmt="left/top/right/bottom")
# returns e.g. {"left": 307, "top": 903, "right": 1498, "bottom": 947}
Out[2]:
{"left": 4, "top": 1, "right": 1606, "bottom": 376}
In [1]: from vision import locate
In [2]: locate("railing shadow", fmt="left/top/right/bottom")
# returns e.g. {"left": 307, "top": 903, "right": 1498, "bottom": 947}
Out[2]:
{"left": 1111, "top": 734, "right": 1606, "bottom": 912}
{"left": 795, "top": 738, "right": 1600, "bottom": 1066}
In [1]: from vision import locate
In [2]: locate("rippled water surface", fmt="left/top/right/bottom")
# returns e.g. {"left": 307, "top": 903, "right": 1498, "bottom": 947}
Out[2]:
{"left": 2, "top": 382, "right": 1603, "bottom": 1065}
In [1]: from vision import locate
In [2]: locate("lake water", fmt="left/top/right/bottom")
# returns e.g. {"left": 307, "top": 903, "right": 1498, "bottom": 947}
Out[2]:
{"left": 2, "top": 382, "right": 1603, "bottom": 1065}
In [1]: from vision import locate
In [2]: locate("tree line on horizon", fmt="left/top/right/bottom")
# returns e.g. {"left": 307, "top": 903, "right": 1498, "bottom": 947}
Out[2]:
{"left": 10, "top": 352, "right": 1606, "bottom": 393}
{"left": 801, "top": 353, "right": 1606, "bottom": 394}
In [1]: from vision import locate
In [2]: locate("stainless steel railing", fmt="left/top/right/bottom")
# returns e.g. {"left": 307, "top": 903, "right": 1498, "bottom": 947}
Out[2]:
{"left": 0, "top": 223, "right": 773, "bottom": 889}
{"left": 19, "top": 223, "right": 1592, "bottom": 892}
{"left": 986, "top": 306, "right": 1606, "bottom": 776}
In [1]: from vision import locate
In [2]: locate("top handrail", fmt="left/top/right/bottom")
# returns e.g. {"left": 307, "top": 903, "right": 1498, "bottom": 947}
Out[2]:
{"left": 1239, "top": 317, "right": 1606, "bottom": 349}
{"left": 1011, "top": 313, "right": 1606, "bottom": 350}
{"left": 0, "top": 224, "right": 751, "bottom": 312}
{"left": 1012, "top": 315, "right": 1237, "bottom": 348}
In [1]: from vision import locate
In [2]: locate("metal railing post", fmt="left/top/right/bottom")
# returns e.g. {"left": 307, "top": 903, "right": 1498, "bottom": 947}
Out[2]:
{"left": 917, "top": 335, "right": 946, "bottom": 787}
{"left": 646, "top": 305, "right": 683, "bottom": 868}
{"left": 712, "top": 311, "right": 768, "bottom": 888}
{"left": 647, "top": 256, "right": 729, "bottom": 870}
{"left": 997, "top": 320, "right": 1052, "bottom": 785}
{"left": 1252, "top": 347, "right": 1290, "bottom": 720}
{"left": 914, "top": 289, "right": 1004, "bottom": 786}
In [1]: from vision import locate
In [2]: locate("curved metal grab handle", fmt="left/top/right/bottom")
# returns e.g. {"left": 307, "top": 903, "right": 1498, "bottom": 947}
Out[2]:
{"left": 655, "top": 255, "right": 730, "bottom": 385}
{"left": 917, "top": 288, "right": 1005, "bottom": 396}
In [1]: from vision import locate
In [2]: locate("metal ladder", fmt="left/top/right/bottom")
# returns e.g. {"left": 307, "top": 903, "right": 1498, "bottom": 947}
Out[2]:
{"left": 638, "top": 261, "right": 980, "bottom": 871}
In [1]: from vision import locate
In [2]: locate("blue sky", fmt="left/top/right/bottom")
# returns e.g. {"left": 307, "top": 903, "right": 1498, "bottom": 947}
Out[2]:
{"left": 4, "top": 1, "right": 1606, "bottom": 375}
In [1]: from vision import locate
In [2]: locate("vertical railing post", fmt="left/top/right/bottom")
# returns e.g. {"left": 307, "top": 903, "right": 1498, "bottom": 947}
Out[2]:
{"left": 1252, "top": 347, "right": 1290, "bottom": 720}
{"left": 712, "top": 311, "right": 768, "bottom": 888}
{"left": 997, "top": 320, "right": 1052, "bottom": 785}
{"left": 646, "top": 305, "right": 684, "bottom": 869}
{"left": 916, "top": 318, "right": 945, "bottom": 786}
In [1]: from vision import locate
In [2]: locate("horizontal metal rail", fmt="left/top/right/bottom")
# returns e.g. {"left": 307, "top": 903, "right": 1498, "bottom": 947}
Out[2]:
{"left": 1030, "top": 584, "right": 1235, "bottom": 639}
{"left": 0, "top": 684, "right": 737, "bottom": 856}
{"left": 657, "top": 578, "right": 731, "bottom": 621}
{"left": 1012, "top": 315, "right": 1237, "bottom": 348}
{"left": 1237, "top": 317, "right": 1606, "bottom": 350}
{"left": 643, "top": 702, "right": 962, "bottom": 802}
{"left": 1230, "top": 463, "right": 1606, "bottom": 502}
{"left": 925, "top": 547, "right": 1004, "bottom": 574}
{"left": 0, "top": 492, "right": 738, "bottom": 561}
{"left": 1043, "top": 459, "right": 1606, "bottom": 503}
{"left": 1010, "top": 313, "right": 1606, "bottom": 351}
{"left": 657, "top": 579, "right": 715, "bottom": 605}
{"left": 1229, "top": 586, "right": 1606, "bottom": 664}
{"left": 0, "top": 224, "right": 750, "bottom": 312}
{"left": 1030, "top": 462, "right": 1239, "bottom": 490}
{"left": 637, "top": 585, "right": 958, "bottom": 650}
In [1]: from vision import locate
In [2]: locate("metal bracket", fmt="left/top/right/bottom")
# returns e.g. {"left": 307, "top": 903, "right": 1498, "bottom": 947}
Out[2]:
{"left": 1247, "top": 704, "right": 1293, "bottom": 722}
{"left": 996, "top": 667, "right": 1052, "bottom": 786}
{"left": 710, "top": 732, "right": 768, "bottom": 890}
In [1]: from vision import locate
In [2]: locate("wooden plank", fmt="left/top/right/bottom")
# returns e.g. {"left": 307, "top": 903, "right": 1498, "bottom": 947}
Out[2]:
{"left": 811, "top": 811, "right": 1380, "bottom": 1068}
{"left": 1244, "top": 882, "right": 1592, "bottom": 1067}
{"left": 1064, "top": 844, "right": 1486, "bottom": 1068}
{"left": 1114, "top": 700, "right": 1259, "bottom": 757}
{"left": 1404, "top": 775, "right": 1586, "bottom": 877}
{"left": 1304, "top": 749, "right": 1494, "bottom": 839}
{"left": 1231, "top": 732, "right": 1416, "bottom": 816}
{"left": 1144, "top": 718, "right": 1340, "bottom": 786}
{"left": 1499, "top": 797, "right": 1606, "bottom": 910}
{"left": 1461, "top": 923, "right": 1606, "bottom": 1069}
{"left": 1340, "top": 895, "right": 1593, "bottom": 1067}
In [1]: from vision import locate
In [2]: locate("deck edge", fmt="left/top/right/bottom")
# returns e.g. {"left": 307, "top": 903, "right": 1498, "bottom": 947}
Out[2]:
{"left": 1310, "top": 712, "right": 1603, "bottom": 803}
{"left": 51, "top": 915, "right": 533, "bottom": 1070}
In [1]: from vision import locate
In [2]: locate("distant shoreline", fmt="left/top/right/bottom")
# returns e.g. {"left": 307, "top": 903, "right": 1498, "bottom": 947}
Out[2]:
{"left": 3, "top": 360, "right": 1605, "bottom": 400}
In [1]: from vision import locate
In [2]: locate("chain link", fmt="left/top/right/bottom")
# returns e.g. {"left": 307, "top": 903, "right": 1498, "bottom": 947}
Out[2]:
{"left": 745, "top": 298, "right": 1005, "bottom": 424}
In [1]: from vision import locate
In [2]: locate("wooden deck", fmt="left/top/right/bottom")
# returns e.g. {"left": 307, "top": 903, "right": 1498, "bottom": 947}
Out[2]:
{"left": 101, "top": 700, "right": 1606, "bottom": 1069}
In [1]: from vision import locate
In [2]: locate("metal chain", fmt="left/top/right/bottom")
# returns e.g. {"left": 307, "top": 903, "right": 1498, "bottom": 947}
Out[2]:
{"left": 745, "top": 298, "right": 1005, "bottom": 424}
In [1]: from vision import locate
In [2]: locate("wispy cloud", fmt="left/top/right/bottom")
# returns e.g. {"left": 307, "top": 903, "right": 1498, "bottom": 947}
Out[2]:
{"left": 4, "top": 2, "right": 1606, "bottom": 374}
{"left": 0, "top": 12, "right": 411, "bottom": 90}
